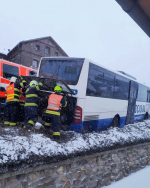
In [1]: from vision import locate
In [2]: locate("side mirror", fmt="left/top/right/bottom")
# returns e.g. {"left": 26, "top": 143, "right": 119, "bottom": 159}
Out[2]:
{"left": 0, "top": 87, "right": 6, "bottom": 91}
{"left": 29, "top": 71, "right": 37, "bottom": 76}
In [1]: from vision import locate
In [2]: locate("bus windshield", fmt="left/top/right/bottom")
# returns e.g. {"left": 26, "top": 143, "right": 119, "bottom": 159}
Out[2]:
{"left": 39, "top": 59, "right": 84, "bottom": 85}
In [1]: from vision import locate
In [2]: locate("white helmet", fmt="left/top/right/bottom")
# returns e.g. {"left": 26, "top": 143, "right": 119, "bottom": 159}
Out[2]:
{"left": 10, "top": 76, "right": 17, "bottom": 83}
{"left": 29, "top": 80, "right": 38, "bottom": 87}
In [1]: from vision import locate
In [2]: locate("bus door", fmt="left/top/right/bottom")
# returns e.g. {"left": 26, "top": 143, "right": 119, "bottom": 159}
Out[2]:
{"left": 126, "top": 81, "right": 138, "bottom": 124}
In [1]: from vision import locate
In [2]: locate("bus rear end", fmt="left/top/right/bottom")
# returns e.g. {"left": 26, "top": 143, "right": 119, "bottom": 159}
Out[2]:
{"left": 38, "top": 57, "right": 86, "bottom": 132}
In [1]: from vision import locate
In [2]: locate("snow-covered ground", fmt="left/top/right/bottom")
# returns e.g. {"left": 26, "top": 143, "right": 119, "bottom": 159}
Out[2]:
{"left": 1, "top": 120, "right": 150, "bottom": 172}
{"left": 105, "top": 165, "right": 150, "bottom": 188}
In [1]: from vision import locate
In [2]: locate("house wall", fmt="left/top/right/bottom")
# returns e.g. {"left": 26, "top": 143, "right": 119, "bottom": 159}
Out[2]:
{"left": 7, "top": 44, "right": 21, "bottom": 64}
{"left": 8, "top": 37, "right": 68, "bottom": 69}
{"left": 0, "top": 142, "right": 150, "bottom": 188}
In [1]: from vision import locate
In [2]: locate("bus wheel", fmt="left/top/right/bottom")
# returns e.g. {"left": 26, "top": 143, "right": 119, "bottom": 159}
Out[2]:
{"left": 111, "top": 115, "right": 120, "bottom": 127}
{"left": 144, "top": 112, "right": 148, "bottom": 120}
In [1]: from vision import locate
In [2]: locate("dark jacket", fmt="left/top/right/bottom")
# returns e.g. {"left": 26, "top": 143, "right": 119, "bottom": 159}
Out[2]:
{"left": 25, "top": 83, "right": 43, "bottom": 107}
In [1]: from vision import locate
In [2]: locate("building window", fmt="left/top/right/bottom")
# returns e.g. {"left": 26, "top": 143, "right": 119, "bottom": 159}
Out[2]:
{"left": 36, "top": 45, "right": 40, "bottom": 51}
{"left": 45, "top": 47, "right": 50, "bottom": 54}
{"left": 32, "top": 60, "right": 38, "bottom": 69}
{"left": 55, "top": 52, "right": 58, "bottom": 56}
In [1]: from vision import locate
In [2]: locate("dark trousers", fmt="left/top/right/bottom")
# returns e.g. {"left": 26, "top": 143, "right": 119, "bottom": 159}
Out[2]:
{"left": 4, "top": 105, "right": 9, "bottom": 122}
{"left": 24, "top": 106, "right": 38, "bottom": 126}
{"left": 4, "top": 103, "right": 19, "bottom": 125}
{"left": 18, "top": 104, "right": 25, "bottom": 123}
{"left": 44, "top": 114, "right": 60, "bottom": 139}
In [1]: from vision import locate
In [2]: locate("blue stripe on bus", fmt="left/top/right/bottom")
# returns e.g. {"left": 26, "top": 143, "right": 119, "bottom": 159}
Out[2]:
{"left": 134, "top": 114, "right": 145, "bottom": 122}
{"left": 97, "top": 118, "right": 113, "bottom": 131}
{"left": 70, "top": 114, "right": 146, "bottom": 133}
{"left": 83, "top": 116, "right": 126, "bottom": 132}
{"left": 70, "top": 122, "right": 84, "bottom": 133}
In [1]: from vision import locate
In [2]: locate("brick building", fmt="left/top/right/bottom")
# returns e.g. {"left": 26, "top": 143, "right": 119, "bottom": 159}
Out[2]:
{"left": 7, "top": 36, "right": 68, "bottom": 69}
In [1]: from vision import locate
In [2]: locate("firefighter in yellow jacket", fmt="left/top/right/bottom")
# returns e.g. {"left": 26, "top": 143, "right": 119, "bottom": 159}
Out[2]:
{"left": 23, "top": 79, "right": 44, "bottom": 129}
{"left": 4, "top": 76, "right": 26, "bottom": 126}
{"left": 44, "top": 85, "right": 67, "bottom": 139}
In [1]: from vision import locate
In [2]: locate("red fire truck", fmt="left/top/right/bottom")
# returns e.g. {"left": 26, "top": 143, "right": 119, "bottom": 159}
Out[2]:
{"left": 0, "top": 59, "right": 37, "bottom": 118}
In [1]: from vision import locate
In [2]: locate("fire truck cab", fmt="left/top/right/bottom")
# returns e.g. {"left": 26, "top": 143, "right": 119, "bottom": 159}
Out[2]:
{"left": 0, "top": 59, "right": 37, "bottom": 118}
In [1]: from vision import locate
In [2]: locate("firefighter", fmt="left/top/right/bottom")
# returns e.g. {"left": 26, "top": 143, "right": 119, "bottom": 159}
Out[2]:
{"left": 4, "top": 76, "right": 26, "bottom": 126}
{"left": 44, "top": 85, "right": 67, "bottom": 140}
{"left": 18, "top": 88, "right": 26, "bottom": 126}
{"left": 23, "top": 79, "right": 44, "bottom": 129}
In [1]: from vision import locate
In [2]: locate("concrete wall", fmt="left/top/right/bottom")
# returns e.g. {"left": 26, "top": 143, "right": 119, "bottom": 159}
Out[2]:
{"left": 1, "top": 142, "right": 150, "bottom": 188}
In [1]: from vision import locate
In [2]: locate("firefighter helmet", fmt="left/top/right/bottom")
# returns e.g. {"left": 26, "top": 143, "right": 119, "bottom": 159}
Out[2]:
{"left": 29, "top": 80, "right": 38, "bottom": 87}
{"left": 10, "top": 76, "right": 17, "bottom": 83}
{"left": 54, "top": 85, "right": 62, "bottom": 93}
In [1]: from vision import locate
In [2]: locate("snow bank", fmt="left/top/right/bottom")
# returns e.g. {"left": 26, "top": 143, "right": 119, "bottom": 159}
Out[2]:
{"left": 1, "top": 120, "right": 150, "bottom": 172}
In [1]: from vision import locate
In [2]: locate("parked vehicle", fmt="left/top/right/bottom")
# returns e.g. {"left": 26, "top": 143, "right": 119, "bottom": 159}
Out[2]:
{"left": 0, "top": 59, "right": 37, "bottom": 118}
{"left": 36, "top": 57, "right": 150, "bottom": 133}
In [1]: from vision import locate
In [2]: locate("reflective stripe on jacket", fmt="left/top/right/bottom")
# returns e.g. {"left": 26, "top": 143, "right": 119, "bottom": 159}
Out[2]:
{"left": 25, "top": 83, "right": 43, "bottom": 107}
{"left": 6, "top": 83, "right": 20, "bottom": 102}
{"left": 47, "top": 93, "right": 63, "bottom": 111}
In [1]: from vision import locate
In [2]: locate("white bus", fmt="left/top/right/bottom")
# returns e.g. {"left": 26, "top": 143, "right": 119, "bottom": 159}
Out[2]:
{"left": 38, "top": 57, "right": 150, "bottom": 132}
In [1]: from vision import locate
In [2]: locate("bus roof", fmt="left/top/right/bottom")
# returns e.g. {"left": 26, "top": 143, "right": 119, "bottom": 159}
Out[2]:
{"left": 39, "top": 57, "right": 149, "bottom": 88}
{"left": 86, "top": 57, "right": 149, "bottom": 88}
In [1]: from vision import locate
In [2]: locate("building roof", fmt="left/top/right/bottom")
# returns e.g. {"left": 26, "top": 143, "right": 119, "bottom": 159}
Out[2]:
{"left": 7, "top": 36, "right": 68, "bottom": 56}
{"left": 0, "top": 52, "right": 7, "bottom": 59}
{"left": 116, "top": 0, "right": 150, "bottom": 37}
{"left": 0, "top": 52, "right": 7, "bottom": 56}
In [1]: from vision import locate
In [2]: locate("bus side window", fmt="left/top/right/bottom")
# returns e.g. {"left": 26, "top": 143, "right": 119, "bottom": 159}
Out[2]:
{"left": 137, "top": 84, "right": 147, "bottom": 102}
{"left": 114, "top": 75, "right": 129, "bottom": 100}
{"left": 147, "top": 90, "right": 150, "bottom": 103}
{"left": 86, "top": 67, "right": 103, "bottom": 97}
{"left": 101, "top": 73, "right": 114, "bottom": 98}
{"left": 3, "top": 64, "right": 19, "bottom": 80}
{"left": 141, "top": 85, "right": 147, "bottom": 102}
{"left": 86, "top": 63, "right": 115, "bottom": 99}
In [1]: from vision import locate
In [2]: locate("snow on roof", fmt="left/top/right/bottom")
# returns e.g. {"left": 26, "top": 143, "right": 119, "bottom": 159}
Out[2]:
{"left": 0, "top": 51, "right": 8, "bottom": 55}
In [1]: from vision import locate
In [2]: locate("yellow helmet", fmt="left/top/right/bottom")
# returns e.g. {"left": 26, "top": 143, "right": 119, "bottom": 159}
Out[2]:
{"left": 29, "top": 80, "right": 38, "bottom": 87}
{"left": 10, "top": 76, "right": 17, "bottom": 83}
{"left": 54, "top": 85, "right": 62, "bottom": 93}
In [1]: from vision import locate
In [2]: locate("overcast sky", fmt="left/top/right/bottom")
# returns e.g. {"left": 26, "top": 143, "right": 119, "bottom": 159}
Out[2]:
{"left": 0, "top": 0, "right": 150, "bottom": 85}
